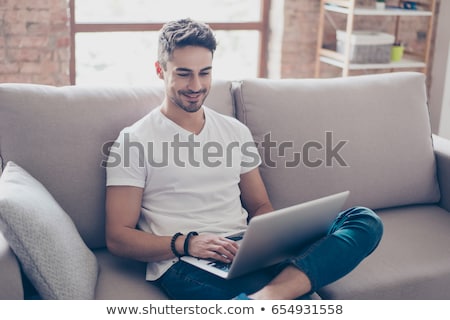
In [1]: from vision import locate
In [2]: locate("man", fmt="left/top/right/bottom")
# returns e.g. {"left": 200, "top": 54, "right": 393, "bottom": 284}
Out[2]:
{"left": 105, "top": 18, "right": 383, "bottom": 300}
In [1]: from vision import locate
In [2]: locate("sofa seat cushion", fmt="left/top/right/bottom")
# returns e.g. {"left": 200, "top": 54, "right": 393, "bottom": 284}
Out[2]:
{"left": 233, "top": 72, "right": 440, "bottom": 211}
{"left": 317, "top": 205, "right": 450, "bottom": 299}
{"left": 94, "top": 249, "right": 168, "bottom": 300}
{"left": 0, "top": 161, "right": 98, "bottom": 299}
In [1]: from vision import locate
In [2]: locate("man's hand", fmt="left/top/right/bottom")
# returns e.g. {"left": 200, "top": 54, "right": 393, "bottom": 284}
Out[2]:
{"left": 187, "top": 233, "right": 239, "bottom": 263}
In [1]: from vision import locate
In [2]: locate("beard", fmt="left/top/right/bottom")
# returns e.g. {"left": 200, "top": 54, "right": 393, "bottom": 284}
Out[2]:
{"left": 170, "top": 88, "right": 208, "bottom": 113}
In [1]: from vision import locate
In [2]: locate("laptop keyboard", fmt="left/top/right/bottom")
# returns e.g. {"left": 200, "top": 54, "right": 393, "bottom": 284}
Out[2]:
{"left": 227, "top": 234, "right": 244, "bottom": 242}
{"left": 207, "top": 261, "right": 231, "bottom": 272}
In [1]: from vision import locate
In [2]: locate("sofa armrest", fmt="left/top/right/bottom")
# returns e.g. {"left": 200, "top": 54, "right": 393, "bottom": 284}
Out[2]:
{"left": 433, "top": 134, "right": 450, "bottom": 212}
{"left": 0, "top": 232, "right": 24, "bottom": 299}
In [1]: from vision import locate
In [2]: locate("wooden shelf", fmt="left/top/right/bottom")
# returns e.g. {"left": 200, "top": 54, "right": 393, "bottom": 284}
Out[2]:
{"left": 319, "top": 56, "right": 426, "bottom": 70}
{"left": 319, "top": 48, "right": 426, "bottom": 70}
{"left": 325, "top": 4, "right": 433, "bottom": 16}
{"left": 315, "top": 0, "right": 436, "bottom": 77}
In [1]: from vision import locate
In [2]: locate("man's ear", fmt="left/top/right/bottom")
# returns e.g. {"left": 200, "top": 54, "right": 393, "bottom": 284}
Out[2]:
{"left": 155, "top": 61, "right": 164, "bottom": 79}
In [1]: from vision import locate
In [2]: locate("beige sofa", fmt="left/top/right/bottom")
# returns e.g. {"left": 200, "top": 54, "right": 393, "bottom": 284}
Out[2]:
{"left": 0, "top": 72, "right": 449, "bottom": 299}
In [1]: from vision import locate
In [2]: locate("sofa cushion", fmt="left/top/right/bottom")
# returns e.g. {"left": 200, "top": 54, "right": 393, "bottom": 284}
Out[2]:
{"left": 433, "top": 134, "right": 450, "bottom": 212}
{"left": 234, "top": 72, "right": 440, "bottom": 210}
{"left": 0, "top": 80, "right": 233, "bottom": 249}
{"left": 0, "top": 161, "right": 98, "bottom": 299}
{"left": 317, "top": 205, "right": 450, "bottom": 299}
{"left": 0, "top": 231, "right": 23, "bottom": 299}
{"left": 94, "top": 249, "right": 168, "bottom": 299}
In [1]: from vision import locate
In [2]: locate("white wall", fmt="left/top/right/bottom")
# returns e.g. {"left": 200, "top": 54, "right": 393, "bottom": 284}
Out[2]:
{"left": 430, "top": 0, "right": 450, "bottom": 139}
{"left": 438, "top": 44, "right": 450, "bottom": 139}
{"left": 267, "top": 0, "right": 284, "bottom": 79}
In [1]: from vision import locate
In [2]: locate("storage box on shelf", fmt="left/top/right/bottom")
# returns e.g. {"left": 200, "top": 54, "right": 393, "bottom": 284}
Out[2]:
{"left": 336, "top": 30, "right": 395, "bottom": 63}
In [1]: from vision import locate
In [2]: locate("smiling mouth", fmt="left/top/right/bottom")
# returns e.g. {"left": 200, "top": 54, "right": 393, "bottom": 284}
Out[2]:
{"left": 184, "top": 93, "right": 201, "bottom": 99}
{"left": 181, "top": 90, "right": 207, "bottom": 102}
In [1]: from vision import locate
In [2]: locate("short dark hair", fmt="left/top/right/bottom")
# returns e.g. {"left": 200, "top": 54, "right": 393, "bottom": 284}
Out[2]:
{"left": 157, "top": 18, "right": 217, "bottom": 70}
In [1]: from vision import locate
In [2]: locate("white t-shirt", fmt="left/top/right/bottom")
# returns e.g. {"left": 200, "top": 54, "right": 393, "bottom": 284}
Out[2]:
{"left": 106, "top": 106, "right": 261, "bottom": 280}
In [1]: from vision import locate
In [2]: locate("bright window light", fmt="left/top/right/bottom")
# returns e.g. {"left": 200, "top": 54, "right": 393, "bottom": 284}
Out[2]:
{"left": 73, "top": 0, "right": 264, "bottom": 85}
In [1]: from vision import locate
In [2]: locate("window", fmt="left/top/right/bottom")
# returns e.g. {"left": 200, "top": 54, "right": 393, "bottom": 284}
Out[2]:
{"left": 69, "top": 0, "right": 270, "bottom": 85}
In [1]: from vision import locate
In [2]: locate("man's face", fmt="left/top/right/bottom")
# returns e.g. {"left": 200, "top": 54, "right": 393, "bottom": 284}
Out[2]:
{"left": 158, "top": 46, "right": 213, "bottom": 113}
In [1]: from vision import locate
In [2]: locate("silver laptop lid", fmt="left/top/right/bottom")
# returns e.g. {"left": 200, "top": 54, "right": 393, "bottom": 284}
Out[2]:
{"left": 227, "top": 191, "right": 350, "bottom": 278}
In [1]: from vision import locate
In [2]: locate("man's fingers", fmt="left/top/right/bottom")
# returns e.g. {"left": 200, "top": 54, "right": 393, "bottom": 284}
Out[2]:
{"left": 210, "top": 238, "right": 239, "bottom": 261}
{"left": 189, "top": 234, "right": 239, "bottom": 262}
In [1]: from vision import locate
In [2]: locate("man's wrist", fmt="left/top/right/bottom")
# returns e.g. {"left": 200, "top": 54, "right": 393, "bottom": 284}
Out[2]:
{"left": 170, "top": 232, "right": 184, "bottom": 258}
{"left": 175, "top": 235, "right": 187, "bottom": 256}
{"left": 170, "top": 231, "right": 199, "bottom": 258}
{"left": 184, "top": 231, "right": 199, "bottom": 256}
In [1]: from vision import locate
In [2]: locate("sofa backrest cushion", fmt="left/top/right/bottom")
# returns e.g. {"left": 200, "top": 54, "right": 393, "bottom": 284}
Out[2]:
{"left": 0, "top": 80, "right": 233, "bottom": 249}
{"left": 234, "top": 72, "right": 440, "bottom": 210}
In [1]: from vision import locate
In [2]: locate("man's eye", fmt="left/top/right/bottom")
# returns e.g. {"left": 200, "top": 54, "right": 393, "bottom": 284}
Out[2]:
{"left": 200, "top": 72, "right": 210, "bottom": 77}
{"left": 177, "top": 73, "right": 189, "bottom": 77}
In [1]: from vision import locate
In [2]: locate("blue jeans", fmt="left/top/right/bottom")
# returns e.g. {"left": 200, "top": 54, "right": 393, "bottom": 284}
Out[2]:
{"left": 153, "top": 206, "right": 383, "bottom": 299}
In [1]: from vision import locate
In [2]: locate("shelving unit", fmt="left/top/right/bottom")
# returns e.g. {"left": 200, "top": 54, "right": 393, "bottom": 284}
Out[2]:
{"left": 315, "top": 0, "right": 436, "bottom": 77}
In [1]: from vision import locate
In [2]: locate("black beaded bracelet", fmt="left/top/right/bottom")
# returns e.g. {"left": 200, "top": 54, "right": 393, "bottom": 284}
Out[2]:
{"left": 184, "top": 231, "right": 199, "bottom": 257}
{"left": 170, "top": 232, "right": 183, "bottom": 258}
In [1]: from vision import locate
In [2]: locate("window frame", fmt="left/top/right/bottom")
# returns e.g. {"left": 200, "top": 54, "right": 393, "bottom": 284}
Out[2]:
{"left": 69, "top": 0, "right": 271, "bottom": 85}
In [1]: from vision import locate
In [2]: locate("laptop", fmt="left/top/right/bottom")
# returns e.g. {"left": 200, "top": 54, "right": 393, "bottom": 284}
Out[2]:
{"left": 181, "top": 190, "right": 350, "bottom": 279}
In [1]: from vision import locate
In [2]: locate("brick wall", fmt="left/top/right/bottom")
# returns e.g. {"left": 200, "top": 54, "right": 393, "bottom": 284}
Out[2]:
{"left": 0, "top": 0, "right": 70, "bottom": 85}
{"left": 280, "top": 0, "right": 320, "bottom": 78}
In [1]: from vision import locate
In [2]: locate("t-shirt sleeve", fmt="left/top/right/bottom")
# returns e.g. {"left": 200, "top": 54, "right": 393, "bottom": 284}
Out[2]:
{"left": 239, "top": 124, "right": 261, "bottom": 174}
{"left": 105, "top": 130, "right": 146, "bottom": 188}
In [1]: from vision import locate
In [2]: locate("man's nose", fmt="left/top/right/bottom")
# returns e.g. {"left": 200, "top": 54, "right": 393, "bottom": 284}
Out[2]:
{"left": 188, "top": 75, "right": 202, "bottom": 92}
